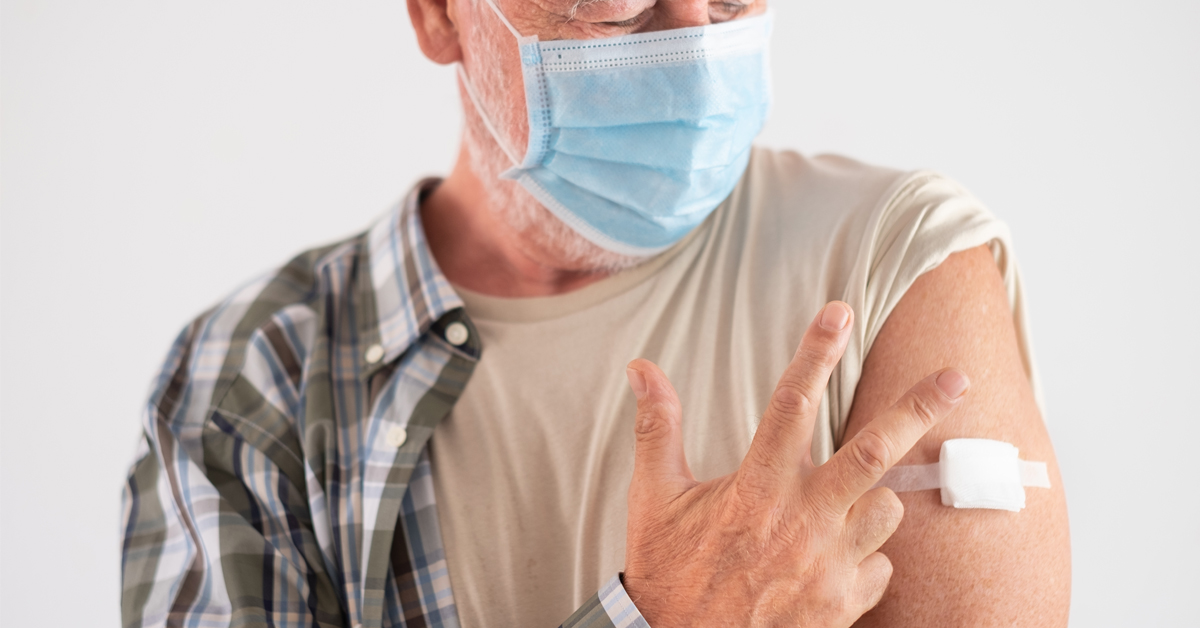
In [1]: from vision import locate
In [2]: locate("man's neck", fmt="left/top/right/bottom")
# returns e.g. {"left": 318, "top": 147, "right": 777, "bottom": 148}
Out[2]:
{"left": 419, "top": 143, "right": 615, "bottom": 298}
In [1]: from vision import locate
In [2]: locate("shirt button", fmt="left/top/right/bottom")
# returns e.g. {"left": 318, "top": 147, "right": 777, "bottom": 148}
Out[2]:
{"left": 364, "top": 344, "right": 384, "bottom": 364}
{"left": 445, "top": 322, "right": 469, "bottom": 346}
{"left": 385, "top": 426, "right": 408, "bottom": 448}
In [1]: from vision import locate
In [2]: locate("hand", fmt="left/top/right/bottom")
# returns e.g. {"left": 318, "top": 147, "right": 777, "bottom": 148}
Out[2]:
{"left": 622, "top": 301, "right": 971, "bottom": 628}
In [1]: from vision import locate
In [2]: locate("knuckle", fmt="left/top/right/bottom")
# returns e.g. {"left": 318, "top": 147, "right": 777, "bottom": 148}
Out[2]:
{"left": 860, "top": 554, "right": 894, "bottom": 607}
{"left": 626, "top": 483, "right": 660, "bottom": 513}
{"left": 880, "top": 489, "right": 904, "bottom": 525}
{"left": 845, "top": 490, "right": 903, "bottom": 546}
{"left": 634, "top": 407, "right": 672, "bottom": 440}
{"left": 769, "top": 381, "right": 818, "bottom": 417}
{"left": 806, "top": 566, "right": 863, "bottom": 622}
{"left": 813, "top": 581, "right": 855, "bottom": 620}
{"left": 731, "top": 473, "right": 788, "bottom": 530}
{"left": 733, "top": 468, "right": 777, "bottom": 508}
{"left": 746, "top": 435, "right": 787, "bottom": 475}
{"left": 865, "top": 489, "right": 904, "bottom": 534}
{"left": 799, "top": 476, "right": 848, "bottom": 521}
{"left": 875, "top": 554, "right": 895, "bottom": 580}
{"left": 797, "top": 338, "right": 842, "bottom": 370}
{"left": 904, "top": 390, "right": 944, "bottom": 428}
{"left": 848, "top": 430, "right": 893, "bottom": 477}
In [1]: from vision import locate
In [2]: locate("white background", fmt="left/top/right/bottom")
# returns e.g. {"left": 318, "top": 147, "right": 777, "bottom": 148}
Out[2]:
{"left": 2, "top": 1, "right": 1197, "bottom": 626}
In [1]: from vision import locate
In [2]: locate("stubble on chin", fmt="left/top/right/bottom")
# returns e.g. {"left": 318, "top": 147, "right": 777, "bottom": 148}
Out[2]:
{"left": 460, "top": 98, "right": 647, "bottom": 275}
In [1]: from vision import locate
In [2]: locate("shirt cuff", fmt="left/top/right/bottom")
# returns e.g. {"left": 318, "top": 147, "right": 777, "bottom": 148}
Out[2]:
{"left": 558, "top": 573, "right": 651, "bottom": 628}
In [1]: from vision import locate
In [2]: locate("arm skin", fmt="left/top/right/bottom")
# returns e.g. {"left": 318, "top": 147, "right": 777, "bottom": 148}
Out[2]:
{"left": 845, "top": 245, "right": 1071, "bottom": 626}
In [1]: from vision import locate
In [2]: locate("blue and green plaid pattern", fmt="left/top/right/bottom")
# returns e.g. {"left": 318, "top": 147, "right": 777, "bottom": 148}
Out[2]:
{"left": 120, "top": 180, "right": 646, "bottom": 628}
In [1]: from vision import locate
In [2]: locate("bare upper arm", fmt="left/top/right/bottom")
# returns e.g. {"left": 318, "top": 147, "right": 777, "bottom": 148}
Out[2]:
{"left": 844, "top": 244, "right": 1071, "bottom": 627}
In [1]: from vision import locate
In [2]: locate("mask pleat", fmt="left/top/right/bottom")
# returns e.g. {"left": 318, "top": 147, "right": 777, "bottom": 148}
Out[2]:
{"left": 543, "top": 54, "right": 768, "bottom": 128}
{"left": 475, "top": 6, "right": 774, "bottom": 253}
{"left": 544, "top": 148, "right": 753, "bottom": 218}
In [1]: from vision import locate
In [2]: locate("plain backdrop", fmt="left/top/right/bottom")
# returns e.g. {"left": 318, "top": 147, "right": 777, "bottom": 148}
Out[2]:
{"left": 2, "top": 1, "right": 1197, "bottom": 626}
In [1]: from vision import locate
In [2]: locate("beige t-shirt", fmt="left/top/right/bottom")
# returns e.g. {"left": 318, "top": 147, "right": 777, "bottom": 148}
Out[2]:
{"left": 428, "top": 147, "right": 1041, "bottom": 628}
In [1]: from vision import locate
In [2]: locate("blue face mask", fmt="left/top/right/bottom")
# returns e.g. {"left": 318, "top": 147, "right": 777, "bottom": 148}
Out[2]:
{"left": 459, "top": 0, "right": 773, "bottom": 256}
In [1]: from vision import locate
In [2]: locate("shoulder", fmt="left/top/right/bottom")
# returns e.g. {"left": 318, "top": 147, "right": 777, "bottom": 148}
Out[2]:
{"left": 744, "top": 147, "right": 905, "bottom": 202}
{"left": 729, "top": 147, "right": 1010, "bottom": 300}
{"left": 144, "top": 233, "right": 364, "bottom": 436}
{"left": 738, "top": 147, "right": 907, "bottom": 235}
{"left": 730, "top": 147, "right": 1026, "bottom": 456}
{"left": 742, "top": 146, "right": 1001, "bottom": 243}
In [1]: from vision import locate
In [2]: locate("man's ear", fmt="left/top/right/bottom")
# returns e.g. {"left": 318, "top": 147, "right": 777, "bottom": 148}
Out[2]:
{"left": 407, "top": 0, "right": 463, "bottom": 65}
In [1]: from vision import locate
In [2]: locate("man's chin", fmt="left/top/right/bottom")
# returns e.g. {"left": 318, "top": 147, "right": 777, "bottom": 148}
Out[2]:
{"left": 506, "top": 207, "right": 648, "bottom": 275}
{"left": 463, "top": 127, "right": 646, "bottom": 275}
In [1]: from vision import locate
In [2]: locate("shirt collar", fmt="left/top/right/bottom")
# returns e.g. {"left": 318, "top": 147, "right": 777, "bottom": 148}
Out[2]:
{"left": 362, "top": 178, "right": 464, "bottom": 371}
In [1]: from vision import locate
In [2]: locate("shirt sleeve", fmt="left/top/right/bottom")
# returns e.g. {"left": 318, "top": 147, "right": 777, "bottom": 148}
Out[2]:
{"left": 119, "top": 321, "right": 344, "bottom": 628}
{"left": 558, "top": 574, "right": 652, "bottom": 628}
{"left": 120, "top": 417, "right": 346, "bottom": 628}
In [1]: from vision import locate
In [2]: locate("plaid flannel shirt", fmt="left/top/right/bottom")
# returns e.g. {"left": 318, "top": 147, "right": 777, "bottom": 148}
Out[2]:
{"left": 120, "top": 180, "right": 650, "bottom": 628}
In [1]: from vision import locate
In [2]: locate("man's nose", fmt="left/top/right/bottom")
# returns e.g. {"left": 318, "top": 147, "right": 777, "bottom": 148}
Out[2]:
{"left": 645, "top": 0, "right": 720, "bottom": 30}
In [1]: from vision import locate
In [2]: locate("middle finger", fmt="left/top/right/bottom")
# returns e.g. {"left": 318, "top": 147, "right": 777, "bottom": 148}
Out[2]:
{"left": 738, "top": 301, "right": 852, "bottom": 496}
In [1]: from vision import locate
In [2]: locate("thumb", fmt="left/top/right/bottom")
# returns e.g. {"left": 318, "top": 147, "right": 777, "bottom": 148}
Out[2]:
{"left": 627, "top": 359, "right": 695, "bottom": 500}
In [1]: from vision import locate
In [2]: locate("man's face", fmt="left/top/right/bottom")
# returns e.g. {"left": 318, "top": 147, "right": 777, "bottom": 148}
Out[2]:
{"left": 456, "top": 0, "right": 769, "bottom": 158}
{"left": 450, "top": 0, "right": 769, "bottom": 270}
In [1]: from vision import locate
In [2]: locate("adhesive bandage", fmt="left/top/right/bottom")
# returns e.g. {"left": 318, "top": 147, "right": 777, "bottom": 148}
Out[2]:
{"left": 873, "top": 438, "right": 1051, "bottom": 512}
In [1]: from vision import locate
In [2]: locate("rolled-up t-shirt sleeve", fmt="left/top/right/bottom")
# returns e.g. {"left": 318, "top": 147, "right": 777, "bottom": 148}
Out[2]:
{"left": 825, "top": 172, "right": 1045, "bottom": 456}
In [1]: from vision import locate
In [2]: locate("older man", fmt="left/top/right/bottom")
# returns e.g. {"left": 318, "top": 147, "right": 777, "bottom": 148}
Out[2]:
{"left": 120, "top": 1, "right": 1070, "bottom": 626}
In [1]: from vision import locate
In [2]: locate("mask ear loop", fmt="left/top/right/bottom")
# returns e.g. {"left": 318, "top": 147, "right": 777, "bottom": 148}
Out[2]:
{"left": 481, "top": 0, "right": 524, "bottom": 39}
{"left": 455, "top": 64, "right": 523, "bottom": 167}
{"left": 455, "top": 0, "right": 530, "bottom": 167}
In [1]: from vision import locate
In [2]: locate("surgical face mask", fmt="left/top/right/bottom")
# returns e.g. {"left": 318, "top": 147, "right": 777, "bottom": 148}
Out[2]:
{"left": 459, "top": 0, "right": 773, "bottom": 256}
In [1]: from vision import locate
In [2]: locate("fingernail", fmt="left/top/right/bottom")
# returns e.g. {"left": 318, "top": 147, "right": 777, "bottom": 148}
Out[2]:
{"left": 820, "top": 302, "right": 850, "bottom": 331}
{"left": 626, "top": 367, "right": 647, "bottom": 400}
{"left": 936, "top": 369, "right": 970, "bottom": 399}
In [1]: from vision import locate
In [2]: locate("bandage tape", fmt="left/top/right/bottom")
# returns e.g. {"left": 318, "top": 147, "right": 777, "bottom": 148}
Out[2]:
{"left": 873, "top": 438, "right": 1051, "bottom": 512}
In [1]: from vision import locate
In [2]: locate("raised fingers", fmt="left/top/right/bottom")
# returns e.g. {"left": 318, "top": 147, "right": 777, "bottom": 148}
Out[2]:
{"left": 627, "top": 359, "right": 696, "bottom": 502}
{"left": 739, "top": 302, "right": 853, "bottom": 494}
{"left": 807, "top": 368, "right": 969, "bottom": 515}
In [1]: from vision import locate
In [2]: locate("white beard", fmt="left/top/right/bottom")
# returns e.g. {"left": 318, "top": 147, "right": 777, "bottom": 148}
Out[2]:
{"left": 457, "top": 28, "right": 648, "bottom": 274}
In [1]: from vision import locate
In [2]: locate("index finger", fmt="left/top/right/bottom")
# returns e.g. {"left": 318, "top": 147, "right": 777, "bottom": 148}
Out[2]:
{"left": 805, "top": 368, "right": 970, "bottom": 515}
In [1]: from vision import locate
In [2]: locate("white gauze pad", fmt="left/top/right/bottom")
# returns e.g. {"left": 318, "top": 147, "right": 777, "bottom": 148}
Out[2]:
{"left": 872, "top": 438, "right": 1051, "bottom": 512}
